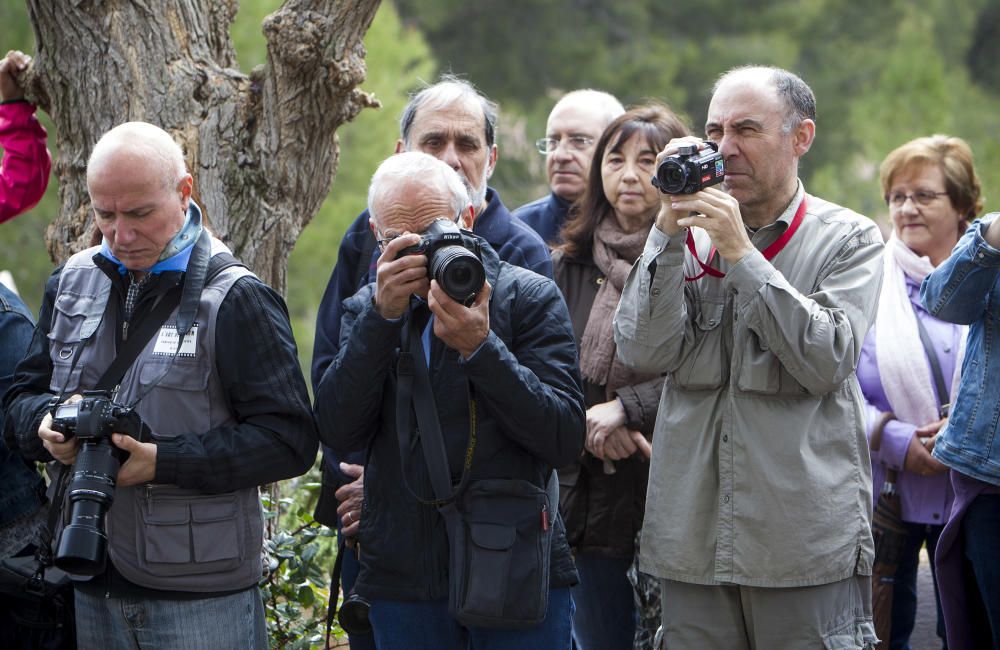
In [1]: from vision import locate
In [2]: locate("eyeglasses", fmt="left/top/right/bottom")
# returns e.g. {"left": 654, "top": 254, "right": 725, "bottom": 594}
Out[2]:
{"left": 887, "top": 190, "right": 949, "bottom": 208}
{"left": 375, "top": 233, "right": 399, "bottom": 249}
{"left": 375, "top": 217, "right": 460, "bottom": 250}
{"left": 535, "top": 136, "right": 595, "bottom": 155}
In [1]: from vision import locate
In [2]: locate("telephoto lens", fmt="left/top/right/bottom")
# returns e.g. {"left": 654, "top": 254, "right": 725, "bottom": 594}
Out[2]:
{"left": 54, "top": 439, "right": 121, "bottom": 575}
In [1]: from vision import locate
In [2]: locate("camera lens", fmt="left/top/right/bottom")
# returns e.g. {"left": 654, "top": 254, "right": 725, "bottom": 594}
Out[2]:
{"left": 655, "top": 159, "right": 689, "bottom": 195}
{"left": 338, "top": 592, "right": 372, "bottom": 635}
{"left": 54, "top": 440, "right": 120, "bottom": 575}
{"left": 430, "top": 245, "right": 486, "bottom": 305}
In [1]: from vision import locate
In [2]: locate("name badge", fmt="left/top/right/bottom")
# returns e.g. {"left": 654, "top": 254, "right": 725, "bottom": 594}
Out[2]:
{"left": 152, "top": 323, "right": 199, "bottom": 357}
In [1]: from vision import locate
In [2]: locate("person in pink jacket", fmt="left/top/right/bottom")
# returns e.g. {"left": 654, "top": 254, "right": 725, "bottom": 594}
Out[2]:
{"left": 0, "top": 49, "right": 51, "bottom": 224}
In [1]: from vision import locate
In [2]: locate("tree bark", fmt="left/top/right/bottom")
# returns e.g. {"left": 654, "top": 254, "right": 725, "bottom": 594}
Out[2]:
{"left": 21, "top": 0, "right": 380, "bottom": 294}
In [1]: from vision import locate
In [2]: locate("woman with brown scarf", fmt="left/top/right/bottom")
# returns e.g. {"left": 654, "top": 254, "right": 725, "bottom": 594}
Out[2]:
{"left": 552, "top": 104, "right": 689, "bottom": 650}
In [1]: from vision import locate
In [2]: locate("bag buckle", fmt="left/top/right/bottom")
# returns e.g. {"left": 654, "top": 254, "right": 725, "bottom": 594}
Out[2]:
{"left": 25, "top": 570, "right": 47, "bottom": 597}
{"left": 398, "top": 352, "right": 415, "bottom": 377}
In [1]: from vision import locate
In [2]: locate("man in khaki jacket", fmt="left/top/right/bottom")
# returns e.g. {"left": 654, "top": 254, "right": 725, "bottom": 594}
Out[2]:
{"left": 614, "top": 66, "right": 884, "bottom": 648}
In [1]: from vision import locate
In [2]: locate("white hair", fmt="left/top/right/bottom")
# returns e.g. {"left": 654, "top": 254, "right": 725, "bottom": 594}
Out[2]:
{"left": 367, "top": 151, "right": 471, "bottom": 225}
{"left": 87, "top": 121, "right": 187, "bottom": 189}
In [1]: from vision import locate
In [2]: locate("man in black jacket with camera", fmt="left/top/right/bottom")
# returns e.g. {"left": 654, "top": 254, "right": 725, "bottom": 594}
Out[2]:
{"left": 315, "top": 151, "right": 584, "bottom": 649}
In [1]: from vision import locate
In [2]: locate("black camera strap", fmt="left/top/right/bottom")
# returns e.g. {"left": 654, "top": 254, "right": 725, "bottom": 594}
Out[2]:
{"left": 394, "top": 309, "right": 476, "bottom": 510}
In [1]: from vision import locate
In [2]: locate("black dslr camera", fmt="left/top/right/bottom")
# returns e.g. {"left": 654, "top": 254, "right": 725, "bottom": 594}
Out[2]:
{"left": 50, "top": 391, "right": 149, "bottom": 575}
{"left": 651, "top": 141, "right": 725, "bottom": 195}
{"left": 396, "top": 219, "right": 486, "bottom": 305}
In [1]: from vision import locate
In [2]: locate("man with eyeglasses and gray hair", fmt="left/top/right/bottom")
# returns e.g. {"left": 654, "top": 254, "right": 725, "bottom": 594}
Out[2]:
{"left": 515, "top": 90, "right": 625, "bottom": 245}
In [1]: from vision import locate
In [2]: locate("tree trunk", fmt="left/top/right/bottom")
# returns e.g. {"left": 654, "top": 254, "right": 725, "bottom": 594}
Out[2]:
{"left": 21, "top": 0, "right": 381, "bottom": 294}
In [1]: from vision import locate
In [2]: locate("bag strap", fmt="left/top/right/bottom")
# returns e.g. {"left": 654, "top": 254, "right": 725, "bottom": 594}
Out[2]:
{"left": 394, "top": 309, "right": 476, "bottom": 507}
{"left": 325, "top": 536, "right": 346, "bottom": 647}
{"left": 93, "top": 286, "right": 181, "bottom": 392}
{"left": 354, "top": 230, "right": 377, "bottom": 290}
{"left": 92, "top": 248, "right": 243, "bottom": 396}
{"left": 914, "top": 313, "right": 950, "bottom": 418}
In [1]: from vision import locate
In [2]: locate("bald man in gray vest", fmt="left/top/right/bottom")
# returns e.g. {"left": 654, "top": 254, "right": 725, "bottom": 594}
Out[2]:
{"left": 3, "top": 122, "right": 318, "bottom": 649}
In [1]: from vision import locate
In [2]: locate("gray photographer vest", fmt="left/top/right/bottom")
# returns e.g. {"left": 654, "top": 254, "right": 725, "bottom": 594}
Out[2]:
{"left": 48, "top": 239, "right": 264, "bottom": 592}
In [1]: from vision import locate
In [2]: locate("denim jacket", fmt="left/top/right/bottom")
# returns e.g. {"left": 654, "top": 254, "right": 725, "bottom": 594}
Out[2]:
{"left": 921, "top": 213, "right": 1000, "bottom": 485}
{"left": 0, "top": 283, "right": 45, "bottom": 528}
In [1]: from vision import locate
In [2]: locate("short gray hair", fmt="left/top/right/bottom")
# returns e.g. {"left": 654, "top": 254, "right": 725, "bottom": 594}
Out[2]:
{"left": 367, "top": 151, "right": 471, "bottom": 225}
{"left": 399, "top": 74, "right": 499, "bottom": 148}
{"left": 87, "top": 121, "right": 188, "bottom": 189}
{"left": 714, "top": 65, "right": 816, "bottom": 132}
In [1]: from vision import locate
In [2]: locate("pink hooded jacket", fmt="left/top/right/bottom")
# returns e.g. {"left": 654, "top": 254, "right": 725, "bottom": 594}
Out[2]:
{"left": 0, "top": 100, "right": 51, "bottom": 224}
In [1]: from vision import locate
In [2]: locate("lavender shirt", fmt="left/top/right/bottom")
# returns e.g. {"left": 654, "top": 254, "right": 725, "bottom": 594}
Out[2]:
{"left": 857, "top": 275, "right": 965, "bottom": 525}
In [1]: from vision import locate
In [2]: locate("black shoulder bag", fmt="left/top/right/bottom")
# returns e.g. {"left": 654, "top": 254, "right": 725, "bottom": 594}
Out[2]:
{"left": 394, "top": 311, "right": 553, "bottom": 629}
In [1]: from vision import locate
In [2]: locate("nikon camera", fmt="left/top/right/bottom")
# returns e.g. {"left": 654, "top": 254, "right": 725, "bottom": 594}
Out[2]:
{"left": 395, "top": 218, "right": 486, "bottom": 306}
{"left": 50, "top": 391, "right": 149, "bottom": 575}
{"left": 652, "top": 141, "right": 725, "bottom": 195}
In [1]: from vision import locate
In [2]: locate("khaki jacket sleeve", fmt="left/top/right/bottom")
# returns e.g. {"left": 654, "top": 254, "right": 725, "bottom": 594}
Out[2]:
{"left": 613, "top": 226, "right": 700, "bottom": 376}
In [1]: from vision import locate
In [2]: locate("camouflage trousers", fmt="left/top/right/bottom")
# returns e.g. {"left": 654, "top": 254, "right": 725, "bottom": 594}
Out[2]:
{"left": 627, "top": 531, "right": 664, "bottom": 650}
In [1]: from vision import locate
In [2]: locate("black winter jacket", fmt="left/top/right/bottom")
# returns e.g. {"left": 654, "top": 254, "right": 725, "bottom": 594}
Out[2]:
{"left": 552, "top": 249, "right": 665, "bottom": 558}
{"left": 315, "top": 241, "right": 585, "bottom": 602}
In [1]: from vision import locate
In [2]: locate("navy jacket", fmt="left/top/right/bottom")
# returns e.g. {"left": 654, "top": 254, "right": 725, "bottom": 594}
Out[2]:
{"left": 513, "top": 192, "right": 571, "bottom": 246}
{"left": 314, "top": 239, "right": 584, "bottom": 601}
{"left": 0, "top": 283, "right": 44, "bottom": 530}
{"left": 311, "top": 188, "right": 552, "bottom": 520}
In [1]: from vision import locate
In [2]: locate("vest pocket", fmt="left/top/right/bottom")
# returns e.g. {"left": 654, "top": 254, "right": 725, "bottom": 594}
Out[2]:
{"left": 139, "top": 491, "right": 243, "bottom": 576}
{"left": 137, "top": 359, "right": 211, "bottom": 436}
{"left": 48, "top": 300, "right": 92, "bottom": 394}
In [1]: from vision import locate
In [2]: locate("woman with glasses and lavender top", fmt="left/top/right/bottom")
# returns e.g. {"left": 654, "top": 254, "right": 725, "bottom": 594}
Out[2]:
{"left": 857, "top": 135, "right": 982, "bottom": 649}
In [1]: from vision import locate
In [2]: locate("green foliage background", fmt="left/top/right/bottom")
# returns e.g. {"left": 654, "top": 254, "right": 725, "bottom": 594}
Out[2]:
{"left": 3, "top": 0, "right": 1000, "bottom": 644}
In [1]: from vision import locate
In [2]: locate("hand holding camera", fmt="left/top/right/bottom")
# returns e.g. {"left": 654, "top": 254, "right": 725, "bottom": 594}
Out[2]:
{"left": 653, "top": 138, "right": 752, "bottom": 264}
{"left": 42, "top": 391, "right": 154, "bottom": 574}
{"left": 429, "top": 276, "right": 492, "bottom": 359}
{"left": 374, "top": 232, "right": 430, "bottom": 319}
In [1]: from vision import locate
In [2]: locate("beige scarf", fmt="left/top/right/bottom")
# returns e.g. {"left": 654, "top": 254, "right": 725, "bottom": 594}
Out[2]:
{"left": 875, "top": 235, "right": 967, "bottom": 425}
{"left": 579, "top": 215, "right": 658, "bottom": 395}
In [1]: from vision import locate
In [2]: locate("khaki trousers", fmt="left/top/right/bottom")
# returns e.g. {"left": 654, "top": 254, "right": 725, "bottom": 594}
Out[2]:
{"left": 660, "top": 575, "right": 878, "bottom": 649}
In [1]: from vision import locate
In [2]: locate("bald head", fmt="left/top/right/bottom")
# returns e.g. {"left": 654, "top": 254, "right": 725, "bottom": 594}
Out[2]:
{"left": 87, "top": 122, "right": 193, "bottom": 272}
{"left": 545, "top": 89, "right": 624, "bottom": 201}
{"left": 87, "top": 122, "right": 188, "bottom": 191}
{"left": 549, "top": 90, "right": 625, "bottom": 129}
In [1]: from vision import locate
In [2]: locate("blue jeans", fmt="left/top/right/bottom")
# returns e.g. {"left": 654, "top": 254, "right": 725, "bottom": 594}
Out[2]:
{"left": 889, "top": 522, "right": 946, "bottom": 650}
{"left": 571, "top": 553, "right": 635, "bottom": 650}
{"left": 368, "top": 587, "right": 573, "bottom": 649}
{"left": 963, "top": 493, "right": 1000, "bottom": 649}
{"left": 74, "top": 585, "right": 266, "bottom": 649}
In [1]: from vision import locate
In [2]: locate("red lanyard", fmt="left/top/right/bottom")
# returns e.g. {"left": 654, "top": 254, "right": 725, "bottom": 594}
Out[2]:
{"left": 684, "top": 197, "right": 807, "bottom": 281}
